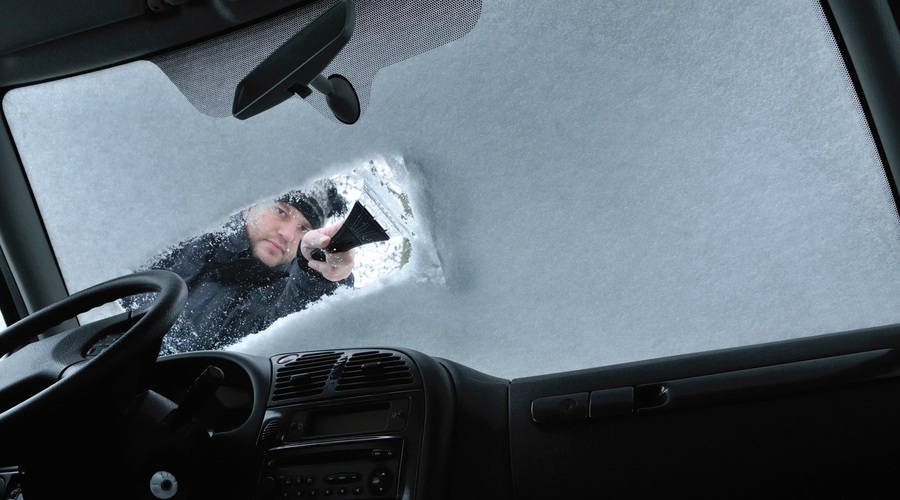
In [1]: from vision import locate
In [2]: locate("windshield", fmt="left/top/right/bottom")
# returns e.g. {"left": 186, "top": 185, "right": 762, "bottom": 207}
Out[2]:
{"left": 4, "top": 0, "right": 900, "bottom": 378}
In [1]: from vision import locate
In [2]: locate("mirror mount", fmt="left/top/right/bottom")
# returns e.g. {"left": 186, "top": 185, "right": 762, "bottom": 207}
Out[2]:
{"left": 232, "top": 0, "right": 360, "bottom": 124}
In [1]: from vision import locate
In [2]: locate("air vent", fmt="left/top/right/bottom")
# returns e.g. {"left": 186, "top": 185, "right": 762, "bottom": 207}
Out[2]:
{"left": 258, "top": 418, "right": 281, "bottom": 446}
{"left": 272, "top": 351, "right": 342, "bottom": 402}
{"left": 335, "top": 351, "right": 414, "bottom": 392}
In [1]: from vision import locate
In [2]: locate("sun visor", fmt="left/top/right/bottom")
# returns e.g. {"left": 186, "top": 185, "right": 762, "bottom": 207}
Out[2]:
{"left": 149, "top": 0, "right": 482, "bottom": 122}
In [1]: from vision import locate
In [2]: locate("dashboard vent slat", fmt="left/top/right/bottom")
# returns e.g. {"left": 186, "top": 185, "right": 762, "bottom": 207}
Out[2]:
{"left": 268, "top": 349, "right": 420, "bottom": 404}
{"left": 335, "top": 351, "right": 414, "bottom": 392}
{"left": 272, "top": 351, "right": 342, "bottom": 401}
{"left": 259, "top": 418, "right": 281, "bottom": 446}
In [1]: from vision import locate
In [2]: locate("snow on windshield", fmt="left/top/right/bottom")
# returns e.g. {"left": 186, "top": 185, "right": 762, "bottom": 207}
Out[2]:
{"left": 5, "top": 0, "right": 900, "bottom": 379}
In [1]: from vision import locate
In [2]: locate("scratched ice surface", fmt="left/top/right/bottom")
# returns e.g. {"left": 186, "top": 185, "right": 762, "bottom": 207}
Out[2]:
{"left": 5, "top": 0, "right": 900, "bottom": 379}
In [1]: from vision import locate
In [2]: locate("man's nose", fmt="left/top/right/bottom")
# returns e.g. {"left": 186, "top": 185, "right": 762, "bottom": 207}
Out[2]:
{"left": 278, "top": 223, "right": 298, "bottom": 241}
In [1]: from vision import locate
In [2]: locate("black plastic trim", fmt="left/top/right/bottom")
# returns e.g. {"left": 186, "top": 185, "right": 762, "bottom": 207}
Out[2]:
{"left": 436, "top": 358, "right": 513, "bottom": 500}
{"left": 823, "top": 0, "right": 900, "bottom": 217}
{"left": 0, "top": 243, "right": 27, "bottom": 326}
{"left": 508, "top": 323, "right": 900, "bottom": 497}
{"left": 0, "top": 100, "right": 73, "bottom": 326}
{"left": 0, "top": 0, "right": 320, "bottom": 89}
{"left": 633, "top": 349, "right": 899, "bottom": 413}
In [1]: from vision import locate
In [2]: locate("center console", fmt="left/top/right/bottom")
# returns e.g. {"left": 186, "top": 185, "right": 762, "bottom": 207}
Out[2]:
{"left": 253, "top": 349, "right": 450, "bottom": 499}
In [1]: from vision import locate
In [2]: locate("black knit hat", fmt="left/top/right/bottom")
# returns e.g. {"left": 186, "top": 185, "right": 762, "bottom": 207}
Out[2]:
{"left": 277, "top": 179, "right": 348, "bottom": 229}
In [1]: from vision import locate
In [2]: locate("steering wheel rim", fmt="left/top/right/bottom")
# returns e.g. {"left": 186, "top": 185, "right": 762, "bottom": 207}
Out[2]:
{"left": 0, "top": 270, "right": 187, "bottom": 433}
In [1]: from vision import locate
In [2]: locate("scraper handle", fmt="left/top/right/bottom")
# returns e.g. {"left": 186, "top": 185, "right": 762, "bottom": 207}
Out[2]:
{"left": 309, "top": 201, "right": 391, "bottom": 261}
{"left": 309, "top": 224, "right": 361, "bottom": 261}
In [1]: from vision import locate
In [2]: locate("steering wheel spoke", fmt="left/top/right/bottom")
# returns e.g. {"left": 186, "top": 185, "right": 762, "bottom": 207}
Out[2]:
{"left": 0, "top": 332, "right": 73, "bottom": 410}
{"left": 0, "top": 271, "right": 187, "bottom": 439}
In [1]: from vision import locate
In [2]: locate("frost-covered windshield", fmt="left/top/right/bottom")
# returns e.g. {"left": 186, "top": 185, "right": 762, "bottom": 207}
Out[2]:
{"left": 5, "top": 0, "right": 900, "bottom": 379}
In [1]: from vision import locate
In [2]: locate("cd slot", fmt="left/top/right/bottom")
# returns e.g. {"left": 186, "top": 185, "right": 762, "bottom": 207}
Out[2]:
{"left": 271, "top": 445, "right": 396, "bottom": 467}
{"left": 285, "top": 397, "right": 411, "bottom": 441}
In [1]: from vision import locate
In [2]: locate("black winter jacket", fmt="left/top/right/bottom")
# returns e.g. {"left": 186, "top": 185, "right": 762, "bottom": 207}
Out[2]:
{"left": 124, "top": 215, "right": 353, "bottom": 355}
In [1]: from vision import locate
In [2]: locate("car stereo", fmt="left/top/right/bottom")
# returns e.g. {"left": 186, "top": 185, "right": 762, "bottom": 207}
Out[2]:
{"left": 257, "top": 437, "right": 403, "bottom": 498}
{"left": 255, "top": 350, "right": 430, "bottom": 499}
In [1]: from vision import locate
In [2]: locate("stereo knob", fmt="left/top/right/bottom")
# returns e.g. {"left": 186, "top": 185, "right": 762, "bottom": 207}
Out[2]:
{"left": 258, "top": 476, "right": 277, "bottom": 497}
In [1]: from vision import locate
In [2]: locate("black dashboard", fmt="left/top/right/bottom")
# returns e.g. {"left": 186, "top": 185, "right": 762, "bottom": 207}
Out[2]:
{"left": 141, "top": 348, "right": 460, "bottom": 500}
{"left": 7, "top": 318, "right": 900, "bottom": 499}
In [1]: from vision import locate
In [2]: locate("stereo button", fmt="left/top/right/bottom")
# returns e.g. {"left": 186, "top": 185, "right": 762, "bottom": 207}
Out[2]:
{"left": 369, "top": 469, "right": 393, "bottom": 495}
{"left": 326, "top": 473, "right": 360, "bottom": 484}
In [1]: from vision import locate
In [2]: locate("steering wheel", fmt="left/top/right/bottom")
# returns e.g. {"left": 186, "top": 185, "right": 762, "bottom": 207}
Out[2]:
{"left": 0, "top": 270, "right": 187, "bottom": 437}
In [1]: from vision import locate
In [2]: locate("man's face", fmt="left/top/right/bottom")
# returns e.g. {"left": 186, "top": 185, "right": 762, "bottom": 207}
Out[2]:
{"left": 244, "top": 201, "right": 315, "bottom": 267}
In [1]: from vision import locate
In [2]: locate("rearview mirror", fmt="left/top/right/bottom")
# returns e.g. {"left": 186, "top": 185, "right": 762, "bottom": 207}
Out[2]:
{"left": 231, "top": 0, "right": 360, "bottom": 123}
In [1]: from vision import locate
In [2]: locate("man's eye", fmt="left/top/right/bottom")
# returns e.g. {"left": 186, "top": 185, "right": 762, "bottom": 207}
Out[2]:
{"left": 299, "top": 225, "right": 311, "bottom": 233}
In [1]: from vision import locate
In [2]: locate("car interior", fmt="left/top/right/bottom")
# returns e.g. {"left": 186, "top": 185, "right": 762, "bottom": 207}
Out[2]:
{"left": 2, "top": 0, "right": 900, "bottom": 498}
